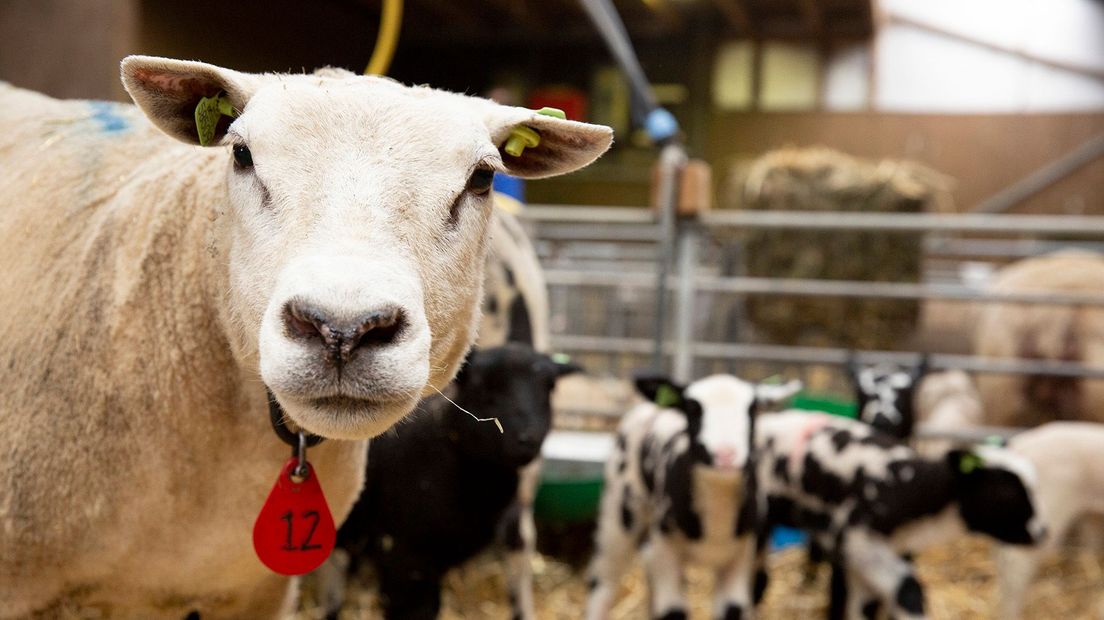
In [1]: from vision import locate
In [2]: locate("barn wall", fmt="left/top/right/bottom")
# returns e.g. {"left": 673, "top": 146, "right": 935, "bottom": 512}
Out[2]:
{"left": 707, "top": 111, "right": 1104, "bottom": 214}
{"left": 0, "top": 0, "right": 138, "bottom": 101}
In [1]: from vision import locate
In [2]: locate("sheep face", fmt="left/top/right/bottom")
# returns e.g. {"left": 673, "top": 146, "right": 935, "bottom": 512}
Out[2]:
{"left": 121, "top": 57, "right": 611, "bottom": 440}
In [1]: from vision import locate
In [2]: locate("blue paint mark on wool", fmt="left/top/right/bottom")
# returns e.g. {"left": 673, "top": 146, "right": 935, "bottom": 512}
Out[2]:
{"left": 88, "top": 101, "right": 130, "bottom": 133}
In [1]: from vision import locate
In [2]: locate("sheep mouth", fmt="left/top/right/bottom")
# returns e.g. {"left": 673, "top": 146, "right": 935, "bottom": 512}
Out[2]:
{"left": 308, "top": 395, "right": 405, "bottom": 412}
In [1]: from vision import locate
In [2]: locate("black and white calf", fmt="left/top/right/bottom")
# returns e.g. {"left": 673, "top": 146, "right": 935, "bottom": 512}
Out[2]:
{"left": 754, "top": 411, "right": 1046, "bottom": 619}
{"left": 333, "top": 344, "right": 579, "bottom": 619}
{"left": 585, "top": 374, "right": 802, "bottom": 620}
{"left": 846, "top": 355, "right": 929, "bottom": 440}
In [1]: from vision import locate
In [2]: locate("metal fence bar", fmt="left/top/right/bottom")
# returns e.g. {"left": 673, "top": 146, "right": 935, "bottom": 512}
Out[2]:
{"left": 524, "top": 206, "right": 1104, "bottom": 236}
{"left": 542, "top": 269, "right": 1104, "bottom": 306}
{"left": 550, "top": 335, "right": 1104, "bottom": 379}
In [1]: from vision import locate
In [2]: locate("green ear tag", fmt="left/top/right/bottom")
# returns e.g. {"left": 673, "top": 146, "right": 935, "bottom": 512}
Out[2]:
{"left": 551, "top": 353, "right": 572, "bottom": 365}
{"left": 655, "top": 384, "right": 681, "bottom": 408}
{"left": 959, "top": 452, "right": 982, "bottom": 474}
{"left": 194, "top": 94, "right": 236, "bottom": 146}
{"left": 502, "top": 107, "right": 567, "bottom": 157}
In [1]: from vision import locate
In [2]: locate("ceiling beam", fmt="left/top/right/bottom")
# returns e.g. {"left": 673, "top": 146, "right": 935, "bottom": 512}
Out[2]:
{"left": 798, "top": 0, "right": 823, "bottom": 39}
{"left": 711, "top": 0, "right": 752, "bottom": 35}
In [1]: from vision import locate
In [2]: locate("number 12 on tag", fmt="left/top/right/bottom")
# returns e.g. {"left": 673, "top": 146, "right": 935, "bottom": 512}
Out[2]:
{"left": 253, "top": 458, "right": 336, "bottom": 575}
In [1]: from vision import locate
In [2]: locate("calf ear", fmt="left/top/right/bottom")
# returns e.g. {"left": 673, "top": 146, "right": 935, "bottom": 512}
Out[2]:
{"left": 947, "top": 448, "right": 983, "bottom": 476}
{"left": 553, "top": 360, "right": 584, "bottom": 380}
{"left": 844, "top": 351, "right": 862, "bottom": 385}
{"left": 482, "top": 105, "right": 613, "bottom": 179}
{"left": 121, "top": 55, "right": 259, "bottom": 146}
{"left": 755, "top": 379, "right": 803, "bottom": 405}
{"left": 633, "top": 373, "right": 684, "bottom": 408}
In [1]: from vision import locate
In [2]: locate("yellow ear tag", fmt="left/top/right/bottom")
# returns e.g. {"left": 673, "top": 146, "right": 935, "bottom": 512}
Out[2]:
{"left": 194, "top": 94, "right": 237, "bottom": 146}
{"left": 503, "top": 107, "right": 566, "bottom": 157}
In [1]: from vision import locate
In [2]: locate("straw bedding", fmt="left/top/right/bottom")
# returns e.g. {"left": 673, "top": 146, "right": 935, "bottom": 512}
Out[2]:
{"left": 296, "top": 535, "right": 1101, "bottom": 619}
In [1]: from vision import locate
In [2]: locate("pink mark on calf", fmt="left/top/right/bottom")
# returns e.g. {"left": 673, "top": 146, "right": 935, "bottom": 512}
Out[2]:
{"left": 789, "top": 416, "right": 833, "bottom": 471}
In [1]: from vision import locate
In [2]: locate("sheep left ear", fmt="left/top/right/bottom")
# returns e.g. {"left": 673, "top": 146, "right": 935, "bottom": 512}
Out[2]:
{"left": 482, "top": 105, "right": 613, "bottom": 179}
{"left": 756, "top": 379, "right": 803, "bottom": 405}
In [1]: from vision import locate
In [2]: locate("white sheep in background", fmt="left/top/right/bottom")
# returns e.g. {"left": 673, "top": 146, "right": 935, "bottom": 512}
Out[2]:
{"left": 995, "top": 422, "right": 1104, "bottom": 620}
{"left": 974, "top": 250, "right": 1104, "bottom": 427}
{"left": 912, "top": 369, "right": 986, "bottom": 458}
{"left": 0, "top": 56, "right": 610, "bottom": 618}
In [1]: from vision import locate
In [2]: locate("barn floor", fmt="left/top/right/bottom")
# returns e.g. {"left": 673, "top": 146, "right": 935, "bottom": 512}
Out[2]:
{"left": 296, "top": 535, "right": 1103, "bottom": 619}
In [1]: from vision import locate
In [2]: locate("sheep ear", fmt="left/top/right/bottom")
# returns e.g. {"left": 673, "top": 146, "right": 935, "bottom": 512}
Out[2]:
{"left": 756, "top": 379, "right": 803, "bottom": 405}
{"left": 121, "top": 55, "right": 258, "bottom": 146}
{"left": 634, "top": 373, "right": 684, "bottom": 408}
{"left": 483, "top": 106, "right": 613, "bottom": 179}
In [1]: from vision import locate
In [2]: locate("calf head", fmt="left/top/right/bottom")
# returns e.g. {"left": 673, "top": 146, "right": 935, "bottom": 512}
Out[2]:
{"left": 949, "top": 446, "right": 1047, "bottom": 545}
{"left": 847, "top": 355, "right": 929, "bottom": 439}
{"left": 634, "top": 374, "right": 803, "bottom": 471}
{"left": 121, "top": 57, "right": 610, "bottom": 439}
{"left": 447, "top": 344, "right": 580, "bottom": 466}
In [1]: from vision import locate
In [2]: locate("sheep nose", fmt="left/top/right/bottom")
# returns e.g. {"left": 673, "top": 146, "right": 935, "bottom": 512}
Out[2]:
{"left": 283, "top": 300, "right": 405, "bottom": 365}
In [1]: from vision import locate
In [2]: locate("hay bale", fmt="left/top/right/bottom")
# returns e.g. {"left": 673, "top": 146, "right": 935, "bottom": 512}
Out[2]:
{"left": 725, "top": 147, "right": 952, "bottom": 350}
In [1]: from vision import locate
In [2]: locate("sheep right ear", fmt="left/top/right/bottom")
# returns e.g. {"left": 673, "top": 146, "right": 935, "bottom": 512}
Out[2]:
{"left": 481, "top": 104, "right": 613, "bottom": 179}
{"left": 121, "top": 55, "right": 259, "bottom": 146}
{"left": 634, "top": 373, "right": 684, "bottom": 408}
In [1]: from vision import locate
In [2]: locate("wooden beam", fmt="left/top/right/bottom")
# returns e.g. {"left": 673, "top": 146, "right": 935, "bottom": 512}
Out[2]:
{"left": 798, "top": 0, "right": 823, "bottom": 39}
{"left": 711, "top": 0, "right": 752, "bottom": 35}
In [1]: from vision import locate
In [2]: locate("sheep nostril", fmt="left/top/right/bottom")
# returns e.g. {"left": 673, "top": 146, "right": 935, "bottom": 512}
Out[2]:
{"left": 350, "top": 307, "right": 405, "bottom": 349}
{"left": 283, "top": 300, "right": 324, "bottom": 340}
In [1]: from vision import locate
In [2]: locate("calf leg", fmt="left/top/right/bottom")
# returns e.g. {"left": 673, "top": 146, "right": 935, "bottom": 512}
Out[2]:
{"left": 842, "top": 534, "right": 926, "bottom": 620}
{"left": 996, "top": 491, "right": 1076, "bottom": 620}
{"left": 642, "top": 533, "right": 688, "bottom": 620}
{"left": 584, "top": 480, "right": 643, "bottom": 620}
{"left": 498, "top": 501, "right": 536, "bottom": 620}
{"left": 712, "top": 536, "right": 758, "bottom": 620}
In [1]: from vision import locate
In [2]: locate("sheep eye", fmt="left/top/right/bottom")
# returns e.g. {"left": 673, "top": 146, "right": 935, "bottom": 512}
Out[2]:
{"left": 466, "top": 168, "right": 494, "bottom": 195}
{"left": 233, "top": 144, "right": 253, "bottom": 168}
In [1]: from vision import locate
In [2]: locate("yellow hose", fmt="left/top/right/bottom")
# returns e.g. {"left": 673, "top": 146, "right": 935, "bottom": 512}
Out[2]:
{"left": 365, "top": 0, "right": 403, "bottom": 76}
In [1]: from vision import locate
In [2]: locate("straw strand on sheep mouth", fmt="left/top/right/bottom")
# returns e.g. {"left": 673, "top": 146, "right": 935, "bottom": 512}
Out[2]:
{"left": 430, "top": 385, "right": 503, "bottom": 433}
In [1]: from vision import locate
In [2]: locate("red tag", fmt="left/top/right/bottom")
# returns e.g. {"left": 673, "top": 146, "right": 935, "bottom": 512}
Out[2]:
{"left": 253, "top": 457, "right": 336, "bottom": 575}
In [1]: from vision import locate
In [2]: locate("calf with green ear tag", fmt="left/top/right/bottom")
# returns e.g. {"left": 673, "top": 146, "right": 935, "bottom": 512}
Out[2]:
{"left": 751, "top": 411, "right": 1046, "bottom": 620}
{"left": 0, "top": 57, "right": 611, "bottom": 618}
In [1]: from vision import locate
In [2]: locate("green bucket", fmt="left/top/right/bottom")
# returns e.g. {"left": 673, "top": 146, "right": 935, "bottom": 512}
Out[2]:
{"left": 790, "top": 392, "right": 857, "bottom": 418}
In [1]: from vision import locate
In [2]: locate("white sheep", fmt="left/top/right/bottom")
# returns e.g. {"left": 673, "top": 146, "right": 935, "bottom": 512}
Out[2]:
{"left": 995, "top": 422, "right": 1104, "bottom": 619}
{"left": 974, "top": 250, "right": 1104, "bottom": 427}
{"left": 0, "top": 56, "right": 610, "bottom": 618}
